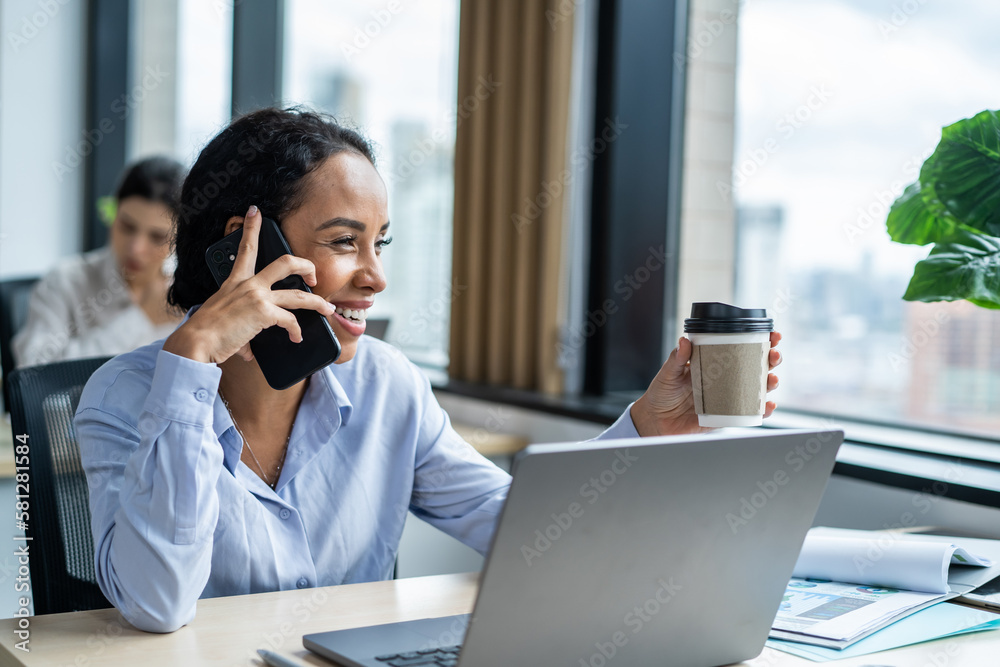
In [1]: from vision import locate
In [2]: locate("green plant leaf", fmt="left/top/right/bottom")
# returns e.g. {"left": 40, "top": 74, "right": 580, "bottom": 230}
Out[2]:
{"left": 969, "top": 298, "right": 1000, "bottom": 309}
{"left": 920, "top": 109, "right": 1000, "bottom": 236}
{"left": 903, "top": 229, "right": 1000, "bottom": 306}
{"left": 886, "top": 181, "right": 959, "bottom": 245}
{"left": 96, "top": 196, "right": 117, "bottom": 227}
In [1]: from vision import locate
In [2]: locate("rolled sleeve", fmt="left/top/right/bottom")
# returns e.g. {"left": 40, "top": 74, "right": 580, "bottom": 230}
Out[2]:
{"left": 593, "top": 402, "right": 641, "bottom": 441}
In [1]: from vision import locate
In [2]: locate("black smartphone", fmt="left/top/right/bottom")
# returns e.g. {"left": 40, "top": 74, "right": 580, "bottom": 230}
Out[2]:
{"left": 205, "top": 216, "right": 341, "bottom": 390}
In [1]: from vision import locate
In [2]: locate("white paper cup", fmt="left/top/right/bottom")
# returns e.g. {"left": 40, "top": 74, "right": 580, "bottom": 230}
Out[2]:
{"left": 688, "top": 331, "right": 771, "bottom": 428}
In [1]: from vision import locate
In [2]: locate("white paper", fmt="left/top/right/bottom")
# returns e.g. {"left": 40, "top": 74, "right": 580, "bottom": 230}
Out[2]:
{"left": 771, "top": 579, "right": 946, "bottom": 644}
{"left": 792, "top": 531, "right": 991, "bottom": 594}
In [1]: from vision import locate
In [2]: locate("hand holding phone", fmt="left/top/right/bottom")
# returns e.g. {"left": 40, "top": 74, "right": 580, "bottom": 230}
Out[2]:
{"left": 204, "top": 213, "right": 342, "bottom": 389}
{"left": 162, "top": 206, "right": 340, "bottom": 387}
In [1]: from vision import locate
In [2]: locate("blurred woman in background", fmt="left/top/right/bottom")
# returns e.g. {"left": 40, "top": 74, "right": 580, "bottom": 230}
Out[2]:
{"left": 13, "top": 156, "right": 186, "bottom": 368}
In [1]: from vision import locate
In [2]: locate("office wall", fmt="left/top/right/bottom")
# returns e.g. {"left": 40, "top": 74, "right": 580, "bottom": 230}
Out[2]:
{"left": 0, "top": 0, "right": 87, "bottom": 279}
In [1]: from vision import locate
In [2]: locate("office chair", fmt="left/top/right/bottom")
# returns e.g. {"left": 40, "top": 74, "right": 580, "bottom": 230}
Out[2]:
{"left": 7, "top": 356, "right": 114, "bottom": 614}
{"left": 0, "top": 276, "right": 40, "bottom": 412}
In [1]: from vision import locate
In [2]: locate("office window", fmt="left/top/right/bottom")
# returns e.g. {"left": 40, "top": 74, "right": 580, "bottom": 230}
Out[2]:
{"left": 733, "top": 1, "right": 1000, "bottom": 437}
{"left": 176, "top": 0, "right": 233, "bottom": 163}
{"left": 127, "top": 0, "right": 232, "bottom": 164}
{"left": 283, "top": 0, "right": 460, "bottom": 368}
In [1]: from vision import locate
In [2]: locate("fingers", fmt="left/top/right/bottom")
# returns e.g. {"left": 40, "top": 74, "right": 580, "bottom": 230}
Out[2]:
{"left": 768, "top": 348, "right": 782, "bottom": 370}
{"left": 231, "top": 205, "right": 261, "bottom": 279}
{"left": 676, "top": 336, "right": 692, "bottom": 364}
{"left": 767, "top": 372, "right": 778, "bottom": 392}
{"left": 270, "top": 287, "right": 336, "bottom": 317}
{"left": 763, "top": 400, "right": 777, "bottom": 418}
{"left": 657, "top": 337, "right": 692, "bottom": 381}
{"left": 267, "top": 304, "right": 304, "bottom": 343}
{"left": 256, "top": 253, "right": 320, "bottom": 291}
{"left": 770, "top": 331, "right": 782, "bottom": 347}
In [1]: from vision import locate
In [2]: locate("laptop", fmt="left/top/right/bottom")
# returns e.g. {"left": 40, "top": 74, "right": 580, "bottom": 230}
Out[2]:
{"left": 963, "top": 576, "right": 1000, "bottom": 611}
{"left": 304, "top": 428, "right": 844, "bottom": 667}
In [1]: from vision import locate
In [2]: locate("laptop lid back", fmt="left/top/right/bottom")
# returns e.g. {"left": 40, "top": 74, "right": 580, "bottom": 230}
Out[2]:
{"left": 459, "top": 428, "right": 843, "bottom": 667}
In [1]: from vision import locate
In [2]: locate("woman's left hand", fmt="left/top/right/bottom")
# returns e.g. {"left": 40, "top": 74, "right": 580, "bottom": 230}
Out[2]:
{"left": 629, "top": 332, "right": 782, "bottom": 437}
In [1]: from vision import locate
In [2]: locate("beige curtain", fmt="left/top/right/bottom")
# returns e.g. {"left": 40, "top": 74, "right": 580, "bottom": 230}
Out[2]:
{"left": 449, "top": 0, "right": 575, "bottom": 393}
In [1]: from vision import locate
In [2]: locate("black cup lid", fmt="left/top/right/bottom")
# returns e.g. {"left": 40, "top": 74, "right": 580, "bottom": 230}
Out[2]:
{"left": 684, "top": 302, "right": 773, "bottom": 333}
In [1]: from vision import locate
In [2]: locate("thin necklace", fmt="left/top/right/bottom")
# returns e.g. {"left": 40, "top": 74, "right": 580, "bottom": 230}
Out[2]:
{"left": 219, "top": 391, "right": 291, "bottom": 490}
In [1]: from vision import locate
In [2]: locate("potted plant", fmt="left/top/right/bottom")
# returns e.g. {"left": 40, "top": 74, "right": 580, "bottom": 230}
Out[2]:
{"left": 886, "top": 109, "right": 1000, "bottom": 308}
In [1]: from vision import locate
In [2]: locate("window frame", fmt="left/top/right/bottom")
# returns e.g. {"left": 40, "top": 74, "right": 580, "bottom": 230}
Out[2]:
{"left": 583, "top": 0, "right": 688, "bottom": 395}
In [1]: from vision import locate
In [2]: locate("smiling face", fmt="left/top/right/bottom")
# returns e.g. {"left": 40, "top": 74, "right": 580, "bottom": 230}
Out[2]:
{"left": 110, "top": 196, "right": 175, "bottom": 282}
{"left": 279, "top": 151, "right": 390, "bottom": 364}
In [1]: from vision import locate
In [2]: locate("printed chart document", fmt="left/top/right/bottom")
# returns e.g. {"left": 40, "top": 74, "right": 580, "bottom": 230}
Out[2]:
{"left": 769, "top": 528, "right": 995, "bottom": 649}
{"left": 768, "top": 602, "right": 1000, "bottom": 662}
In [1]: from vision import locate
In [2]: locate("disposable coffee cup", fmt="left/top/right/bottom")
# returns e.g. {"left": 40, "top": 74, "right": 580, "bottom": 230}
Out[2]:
{"left": 684, "top": 302, "right": 773, "bottom": 427}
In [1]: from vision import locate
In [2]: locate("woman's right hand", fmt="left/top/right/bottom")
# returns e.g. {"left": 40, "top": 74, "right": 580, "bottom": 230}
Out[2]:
{"left": 162, "top": 205, "right": 335, "bottom": 364}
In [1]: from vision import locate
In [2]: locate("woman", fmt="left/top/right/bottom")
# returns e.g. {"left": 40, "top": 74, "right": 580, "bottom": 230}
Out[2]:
{"left": 13, "top": 156, "right": 185, "bottom": 368}
{"left": 75, "top": 108, "right": 781, "bottom": 633}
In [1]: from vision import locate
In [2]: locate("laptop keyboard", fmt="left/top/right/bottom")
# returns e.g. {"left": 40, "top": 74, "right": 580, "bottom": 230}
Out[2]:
{"left": 375, "top": 645, "right": 462, "bottom": 666}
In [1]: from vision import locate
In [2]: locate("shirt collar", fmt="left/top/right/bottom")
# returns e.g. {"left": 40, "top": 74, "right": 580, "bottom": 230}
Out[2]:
{"left": 308, "top": 363, "right": 353, "bottom": 430}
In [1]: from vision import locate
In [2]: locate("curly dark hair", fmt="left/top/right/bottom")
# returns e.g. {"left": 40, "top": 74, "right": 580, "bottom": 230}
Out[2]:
{"left": 168, "top": 106, "right": 376, "bottom": 310}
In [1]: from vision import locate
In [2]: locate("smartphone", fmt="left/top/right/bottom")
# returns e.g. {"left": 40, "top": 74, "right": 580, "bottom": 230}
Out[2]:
{"left": 205, "top": 216, "right": 341, "bottom": 390}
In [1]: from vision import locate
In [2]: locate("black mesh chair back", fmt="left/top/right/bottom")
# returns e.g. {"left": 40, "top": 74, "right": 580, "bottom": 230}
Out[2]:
{"left": 0, "top": 276, "right": 40, "bottom": 412}
{"left": 7, "top": 356, "right": 114, "bottom": 614}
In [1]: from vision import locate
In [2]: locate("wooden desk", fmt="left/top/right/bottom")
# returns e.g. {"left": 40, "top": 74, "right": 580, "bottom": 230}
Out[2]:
{"left": 0, "top": 574, "right": 996, "bottom": 666}
{"left": 451, "top": 422, "right": 528, "bottom": 458}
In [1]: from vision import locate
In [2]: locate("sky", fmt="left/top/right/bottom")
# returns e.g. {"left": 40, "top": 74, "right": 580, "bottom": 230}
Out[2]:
{"left": 734, "top": 0, "right": 1000, "bottom": 276}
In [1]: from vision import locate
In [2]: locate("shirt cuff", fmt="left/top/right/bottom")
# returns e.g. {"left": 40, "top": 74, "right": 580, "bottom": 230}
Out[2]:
{"left": 594, "top": 402, "right": 641, "bottom": 441}
{"left": 143, "top": 350, "right": 222, "bottom": 425}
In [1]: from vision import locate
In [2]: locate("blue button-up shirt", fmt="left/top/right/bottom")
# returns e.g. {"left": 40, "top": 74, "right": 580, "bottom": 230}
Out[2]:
{"left": 75, "top": 334, "right": 638, "bottom": 633}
